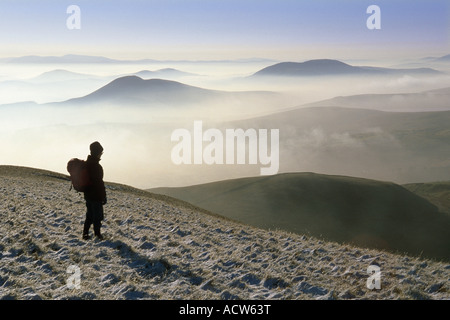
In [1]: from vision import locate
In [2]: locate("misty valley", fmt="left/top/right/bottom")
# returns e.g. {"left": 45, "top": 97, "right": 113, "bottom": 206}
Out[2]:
{"left": 0, "top": 56, "right": 449, "bottom": 189}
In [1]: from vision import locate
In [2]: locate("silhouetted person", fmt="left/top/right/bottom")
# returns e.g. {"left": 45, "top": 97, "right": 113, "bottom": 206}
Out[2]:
{"left": 83, "top": 141, "right": 107, "bottom": 240}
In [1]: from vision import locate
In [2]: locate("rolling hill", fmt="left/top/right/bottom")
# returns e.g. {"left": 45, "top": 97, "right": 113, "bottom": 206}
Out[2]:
{"left": 151, "top": 172, "right": 450, "bottom": 262}
{"left": 252, "top": 59, "right": 441, "bottom": 77}
{"left": 63, "top": 76, "right": 214, "bottom": 105}
{"left": 61, "top": 75, "right": 281, "bottom": 108}
{"left": 29, "top": 70, "right": 102, "bottom": 83}
{"left": 305, "top": 87, "right": 450, "bottom": 112}
{"left": 0, "top": 69, "right": 200, "bottom": 105}
{"left": 223, "top": 106, "right": 450, "bottom": 184}
{"left": 403, "top": 181, "right": 450, "bottom": 215}
{"left": 434, "top": 54, "right": 450, "bottom": 62}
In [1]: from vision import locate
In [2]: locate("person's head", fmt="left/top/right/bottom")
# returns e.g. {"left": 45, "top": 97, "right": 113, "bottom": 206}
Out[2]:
{"left": 90, "top": 141, "right": 104, "bottom": 158}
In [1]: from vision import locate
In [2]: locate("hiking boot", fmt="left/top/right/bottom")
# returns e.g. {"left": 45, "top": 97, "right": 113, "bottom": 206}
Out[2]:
{"left": 82, "top": 234, "right": 90, "bottom": 240}
{"left": 95, "top": 233, "right": 104, "bottom": 240}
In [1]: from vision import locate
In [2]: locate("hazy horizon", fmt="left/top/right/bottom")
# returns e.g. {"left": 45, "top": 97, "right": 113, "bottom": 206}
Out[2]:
{"left": 0, "top": 0, "right": 448, "bottom": 61}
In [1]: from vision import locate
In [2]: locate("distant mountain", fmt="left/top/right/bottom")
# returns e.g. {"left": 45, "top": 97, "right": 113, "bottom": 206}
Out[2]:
{"left": 222, "top": 106, "right": 450, "bottom": 184}
{"left": 62, "top": 75, "right": 280, "bottom": 108}
{"left": 0, "top": 69, "right": 202, "bottom": 106}
{"left": 1, "top": 54, "right": 127, "bottom": 64}
{"left": 63, "top": 76, "right": 222, "bottom": 106}
{"left": 30, "top": 69, "right": 104, "bottom": 83}
{"left": 252, "top": 59, "right": 441, "bottom": 77}
{"left": 0, "top": 54, "right": 276, "bottom": 65}
{"left": 430, "top": 54, "right": 450, "bottom": 62}
{"left": 305, "top": 87, "right": 450, "bottom": 112}
{"left": 133, "top": 68, "right": 198, "bottom": 79}
{"left": 0, "top": 70, "right": 111, "bottom": 105}
{"left": 0, "top": 101, "right": 38, "bottom": 108}
{"left": 151, "top": 172, "right": 450, "bottom": 261}
{"left": 28, "top": 68, "right": 196, "bottom": 83}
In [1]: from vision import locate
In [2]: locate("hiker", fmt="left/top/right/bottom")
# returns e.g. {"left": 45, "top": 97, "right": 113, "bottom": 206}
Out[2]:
{"left": 82, "top": 141, "right": 107, "bottom": 240}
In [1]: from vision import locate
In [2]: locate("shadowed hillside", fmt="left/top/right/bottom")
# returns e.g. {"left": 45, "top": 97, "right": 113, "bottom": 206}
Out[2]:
{"left": 403, "top": 181, "right": 450, "bottom": 215}
{"left": 152, "top": 173, "right": 450, "bottom": 262}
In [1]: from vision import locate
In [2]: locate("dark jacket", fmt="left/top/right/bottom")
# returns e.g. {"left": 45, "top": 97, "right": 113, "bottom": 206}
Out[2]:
{"left": 84, "top": 155, "right": 107, "bottom": 203}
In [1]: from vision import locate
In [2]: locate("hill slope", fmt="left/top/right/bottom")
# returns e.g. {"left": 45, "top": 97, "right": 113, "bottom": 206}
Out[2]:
{"left": 224, "top": 106, "right": 450, "bottom": 184}
{"left": 151, "top": 173, "right": 450, "bottom": 262}
{"left": 0, "top": 166, "right": 449, "bottom": 300}
{"left": 64, "top": 76, "right": 217, "bottom": 106}
{"left": 403, "top": 181, "right": 450, "bottom": 215}
{"left": 252, "top": 59, "right": 441, "bottom": 77}
{"left": 62, "top": 75, "right": 279, "bottom": 108}
{"left": 305, "top": 87, "right": 450, "bottom": 112}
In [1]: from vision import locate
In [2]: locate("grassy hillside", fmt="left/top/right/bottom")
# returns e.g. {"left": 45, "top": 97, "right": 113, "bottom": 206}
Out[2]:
{"left": 403, "top": 181, "right": 450, "bottom": 215}
{"left": 0, "top": 166, "right": 450, "bottom": 300}
{"left": 1, "top": 166, "right": 449, "bottom": 300}
{"left": 151, "top": 173, "right": 450, "bottom": 262}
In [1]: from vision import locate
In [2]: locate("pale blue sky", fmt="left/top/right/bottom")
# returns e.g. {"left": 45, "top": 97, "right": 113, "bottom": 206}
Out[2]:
{"left": 0, "top": 0, "right": 448, "bottom": 60}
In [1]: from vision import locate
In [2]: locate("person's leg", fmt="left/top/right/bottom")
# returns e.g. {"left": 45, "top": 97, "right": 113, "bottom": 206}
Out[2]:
{"left": 92, "top": 201, "right": 104, "bottom": 239}
{"left": 83, "top": 201, "right": 94, "bottom": 239}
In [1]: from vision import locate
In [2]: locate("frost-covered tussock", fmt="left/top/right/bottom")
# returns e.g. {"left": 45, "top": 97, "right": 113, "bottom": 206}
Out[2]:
{"left": 0, "top": 166, "right": 448, "bottom": 300}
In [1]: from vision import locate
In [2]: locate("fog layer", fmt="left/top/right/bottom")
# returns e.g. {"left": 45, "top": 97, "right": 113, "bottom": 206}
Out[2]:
{"left": 0, "top": 58, "right": 449, "bottom": 188}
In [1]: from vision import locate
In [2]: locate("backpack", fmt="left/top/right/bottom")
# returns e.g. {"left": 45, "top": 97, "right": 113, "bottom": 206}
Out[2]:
{"left": 67, "top": 158, "right": 91, "bottom": 192}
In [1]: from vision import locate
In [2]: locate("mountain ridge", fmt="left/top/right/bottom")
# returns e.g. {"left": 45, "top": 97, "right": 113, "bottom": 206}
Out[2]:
{"left": 63, "top": 76, "right": 223, "bottom": 106}
{"left": 61, "top": 75, "right": 280, "bottom": 108}
{"left": 303, "top": 87, "right": 450, "bottom": 112}
{"left": 0, "top": 54, "right": 276, "bottom": 65}
{"left": 252, "top": 59, "right": 442, "bottom": 77}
